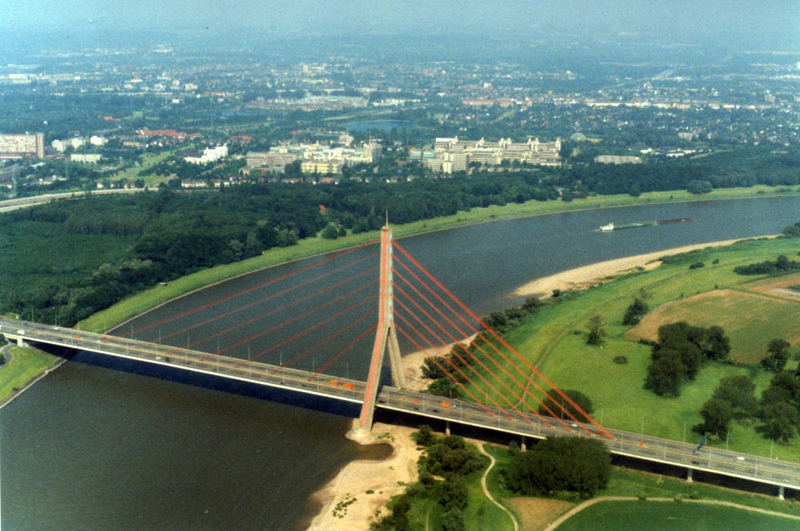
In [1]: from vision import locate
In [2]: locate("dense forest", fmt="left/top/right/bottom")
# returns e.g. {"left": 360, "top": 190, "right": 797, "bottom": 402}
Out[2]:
{"left": 0, "top": 175, "right": 557, "bottom": 325}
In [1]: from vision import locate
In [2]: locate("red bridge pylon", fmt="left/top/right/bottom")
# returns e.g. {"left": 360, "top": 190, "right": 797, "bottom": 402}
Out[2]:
{"left": 356, "top": 223, "right": 405, "bottom": 433}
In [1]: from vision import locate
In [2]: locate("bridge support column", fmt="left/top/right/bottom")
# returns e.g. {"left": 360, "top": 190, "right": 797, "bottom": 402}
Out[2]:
{"left": 521, "top": 437, "right": 526, "bottom": 452}
{"left": 354, "top": 224, "right": 405, "bottom": 437}
{"left": 778, "top": 486, "right": 784, "bottom": 500}
{"left": 16, "top": 337, "right": 25, "bottom": 347}
{"left": 445, "top": 420, "right": 450, "bottom": 436}
{"left": 686, "top": 468, "right": 693, "bottom": 483}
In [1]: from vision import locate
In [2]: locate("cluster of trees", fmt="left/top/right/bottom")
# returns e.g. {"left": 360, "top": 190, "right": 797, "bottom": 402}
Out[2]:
{"left": 373, "top": 427, "right": 486, "bottom": 531}
{"left": 421, "top": 298, "right": 546, "bottom": 398}
{"left": 758, "top": 370, "right": 800, "bottom": 442}
{"left": 699, "top": 375, "right": 757, "bottom": 438}
{"left": 644, "top": 322, "right": 731, "bottom": 397}
{"left": 733, "top": 255, "right": 800, "bottom": 276}
{"left": 699, "top": 355, "right": 800, "bottom": 443}
{"left": 501, "top": 436, "right": 611, "bottom": 498}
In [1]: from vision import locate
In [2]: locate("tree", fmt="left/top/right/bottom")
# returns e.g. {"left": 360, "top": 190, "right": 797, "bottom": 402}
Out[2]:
{"left": 712, "top": 375, "right": 757, "bottom": 418}
{"left": 644, "top": 350, "right": 685, "bottom": 396}
{"left": 412, "top": 425, "right": 436, "bottom": 447}
{"left": 687, "top": 179, "right": 712, "bottom": 194}
{"left": 538, "top": 389, "right": 594, "bottom": 419}
{"left": 700, "top": 398, "right": 734, "bottom": 438}
{"left": 427, "top": 377, "right": 462, "bottom": 399}
{"left": 761, "top": 339, "right": 791, "bottom": 372}
{"left": 421, "top": 356, "right": 447, "bottom": 379}
{"left": 586, "top": 315, "right": 605, "bottom": 345}
{"left": 761, "top": 401, "right": 799, "bottom": 442}
{"left": 321, "top": 223, "right": 339, "bottom": 239}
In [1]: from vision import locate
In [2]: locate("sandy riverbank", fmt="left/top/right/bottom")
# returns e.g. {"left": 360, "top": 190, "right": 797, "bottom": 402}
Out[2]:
{"left": 307, "top": 421, "right": 421, "bottom": 530}
{"left": 512, "top": 238, "right": 753, "bottom": 299}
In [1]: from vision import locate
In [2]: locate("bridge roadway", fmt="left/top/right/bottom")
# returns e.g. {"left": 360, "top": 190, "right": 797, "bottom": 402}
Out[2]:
{"left": 3, "top": 317, "right": 799, "bottom": 493}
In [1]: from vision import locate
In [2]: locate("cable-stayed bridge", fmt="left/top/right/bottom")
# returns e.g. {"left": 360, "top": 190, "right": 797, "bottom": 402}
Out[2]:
{"left": 3, "top": 226, "right": 799, "bottom": 496}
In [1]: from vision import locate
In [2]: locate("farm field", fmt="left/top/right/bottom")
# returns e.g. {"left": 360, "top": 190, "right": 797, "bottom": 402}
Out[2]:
{"left": 629, "top": 283, "right": 800, "bottom": 364}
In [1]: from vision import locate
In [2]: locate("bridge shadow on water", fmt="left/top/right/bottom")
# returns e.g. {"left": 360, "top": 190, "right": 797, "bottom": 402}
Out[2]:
{"left": 35, "top": 342, "right": 363, "bottom": 419}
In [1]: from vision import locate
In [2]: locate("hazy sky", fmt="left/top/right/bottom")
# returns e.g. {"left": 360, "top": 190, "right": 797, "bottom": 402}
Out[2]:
{"left": 3, "top": 0, "right": 799, "bottom": 48}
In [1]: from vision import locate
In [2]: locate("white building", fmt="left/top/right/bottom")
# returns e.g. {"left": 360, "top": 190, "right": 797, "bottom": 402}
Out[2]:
{"left": 185, "top": 145, "right": 228, "bottom": 164}
{"left": 70, "top": 153, "right": 103, "bottom": 163}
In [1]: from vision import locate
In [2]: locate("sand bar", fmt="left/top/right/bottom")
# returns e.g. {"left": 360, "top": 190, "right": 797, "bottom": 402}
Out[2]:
{"left": 512, "top": 238, "right": 758, "bottom": 298}
{"left": 308, "top": 422, "right": 421, "bottom": 530}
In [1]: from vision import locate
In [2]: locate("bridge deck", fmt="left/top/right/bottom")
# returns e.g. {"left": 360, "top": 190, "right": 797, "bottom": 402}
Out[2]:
{"left": 3, "top": 317, "right": 799, "bottom": 491}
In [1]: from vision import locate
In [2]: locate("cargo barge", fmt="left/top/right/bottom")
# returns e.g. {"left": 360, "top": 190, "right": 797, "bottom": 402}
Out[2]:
{"left": 598, "top": 217, "right": 693, "bottom": 232}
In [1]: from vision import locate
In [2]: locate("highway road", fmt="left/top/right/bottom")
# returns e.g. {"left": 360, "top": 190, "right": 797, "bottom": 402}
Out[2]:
{"left": 3, "top": 317, "right": 799, "bottom": 493}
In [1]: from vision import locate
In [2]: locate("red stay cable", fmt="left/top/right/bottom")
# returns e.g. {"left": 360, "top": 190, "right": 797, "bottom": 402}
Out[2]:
{"left": 395, "top": 323, "right": 497, "bottom": 418}
{"left": 395, "top": 249, "right": 593, "bottom": 435}
{"left": 277, "top": 308, "right": 376, "bottom": 371}
{"left": 252, "top": 293, "right": 377, "bottom": 361}
{"left": 394, "top": 295, "right": 542, "bottom": 426}
{"left": 162, "top": 252, "right": 378, "bottom": 343}
{"left": 124, "top": 239, "right": 378, "bottom": 337}
{"left": 393, "top": 240, "right": 611, "bottom": 439}
{"left": 186, "top": 265, "right": 377, "bottom": 349}
{"left": 309, "top": 323, "right": 377, "bottom": 380}
{"left": 394, "top": 313, "right": 512, "bottom": 419}
{"left": 218, "top": 278, "right": 378, "bottom": 355}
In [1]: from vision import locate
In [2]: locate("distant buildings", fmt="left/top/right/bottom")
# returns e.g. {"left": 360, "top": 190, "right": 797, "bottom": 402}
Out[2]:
{"left": 411, "top": 136, "right": 562, "bottom": 174}
{"left": 0, "top": 133, "right": 45, "bottom": 159}
{"left": 70, "top": 153, "right": 103, "bottom": 164}
{"left": 246, "top": 139, "right": 382, "bottom": 175}
{"left": 594, "top": 155, "right": 642, "bottom": 164}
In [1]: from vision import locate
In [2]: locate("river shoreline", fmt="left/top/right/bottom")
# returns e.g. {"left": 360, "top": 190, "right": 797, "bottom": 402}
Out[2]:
{"left": 511, "top": 237, "right": 765, "bottom": 298}
{"left": 306, "top": 421, "right": 421, "bottom": 530}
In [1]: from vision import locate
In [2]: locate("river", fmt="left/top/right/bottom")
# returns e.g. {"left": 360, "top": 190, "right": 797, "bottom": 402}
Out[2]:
{"left": 2, "top": 195, "right": 798, "bottom": 529}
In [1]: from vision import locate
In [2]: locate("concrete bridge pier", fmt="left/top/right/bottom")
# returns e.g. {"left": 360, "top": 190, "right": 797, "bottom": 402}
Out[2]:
{"left": 686, "top": 468, "right": 693, "bottom": 483}
{"left": 778, "top": 486, "right": 785, "bottom": 500}
{"left": 445, "top": 420, "right": 450, "bottom": 436}
{"left": 521, "top": 437, "right": 527, "bottom": 452}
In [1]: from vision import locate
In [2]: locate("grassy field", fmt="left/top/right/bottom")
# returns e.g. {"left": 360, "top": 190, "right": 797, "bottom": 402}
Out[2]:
{"left": 0, "top": 346, "right": 61, "bottom": 404}
{"left": 482, "top": 444, "right": 800, "bottom": 528}
{"left": 558, "top": 500, "right": 800, "bottom": 531}
{"left": 399, "top": 449, "right": 513, "bottom": 531}
{"left": 464, "top": 236, "right": 800, "bottom": 460}
{"left": 77, "top": 185, "right": 800, "bottom": 333}
{"left": 108, "top": 151, "right": 174, "bottom": 187}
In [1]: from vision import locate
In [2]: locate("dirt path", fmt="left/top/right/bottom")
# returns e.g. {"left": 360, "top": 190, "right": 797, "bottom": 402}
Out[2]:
{"left": 545, "top": 496, "right": 800, "bottom": 529}
{"left": 478, "top": 444, "right": 519, "bottom": 531}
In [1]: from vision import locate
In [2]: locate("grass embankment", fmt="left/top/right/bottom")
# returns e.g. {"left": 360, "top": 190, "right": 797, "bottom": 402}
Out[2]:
{"left": 468, "top": 236, "right": 800, "bottom": 461}
{"left": 0, "top": 346, "right": 60, "bottom": 405}
{"left": 482, "top": 444, "right": 800, "bottom": 530}
{"left": 78, "top": 185, "right": 800, "bottom": 333}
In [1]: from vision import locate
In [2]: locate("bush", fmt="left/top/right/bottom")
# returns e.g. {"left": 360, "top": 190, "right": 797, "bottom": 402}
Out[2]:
{"left": 613, "top": 355, "right": 628, "bottom": 364}
{"left": 622, "top": 298, "right": 649, "bottom": 325}
{"left": 689, "top": 262, "right": 705, "bottom": 269}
